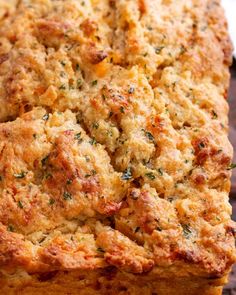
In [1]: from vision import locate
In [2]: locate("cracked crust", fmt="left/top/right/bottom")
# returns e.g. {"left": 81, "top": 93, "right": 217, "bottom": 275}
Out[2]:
{"left": 0, "top": 0, "right": 235, "bottom": 294}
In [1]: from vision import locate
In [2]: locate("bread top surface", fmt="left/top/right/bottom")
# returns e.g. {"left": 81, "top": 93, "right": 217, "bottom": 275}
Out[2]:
{"left": 0, "top": 0, "right": 235, "bottom": 279}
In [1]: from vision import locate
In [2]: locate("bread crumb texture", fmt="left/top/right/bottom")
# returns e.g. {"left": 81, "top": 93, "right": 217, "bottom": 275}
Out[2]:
{"left": 0, "top": 0, "right": 235, "bottom": 293}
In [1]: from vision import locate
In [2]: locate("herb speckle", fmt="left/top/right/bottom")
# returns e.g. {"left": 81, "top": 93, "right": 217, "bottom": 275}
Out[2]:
{"left": 74, "top": 132, "right": 81, "bottom": 140}
{"left": 121, "top": 167, "right": 132, "bottom": 180}
{"left": 89, "top": 137, "right": 97, "bottom": 145}
{"left": 92, "top": 122, "right": 99, "bottom": 129}
{"left": 134, "top": 227, "right": 140, "bottom": 233}
{"left": 7, "top": 225, "right": 14, "bottom": 232}
{"left": 42, "top": 113, "right": 49, "bottom": 121}
{"left": 91, "top": 80, "right": 97, "bottom": 86}
{"left": 198, "top": 142, "right": 205, "bottom": 149}
{"left": 41, "top": 155, "right": 49, "bottom": 166}
{"left": 145, "top": 172, "right": 156, "bottom": 180}
{"left": 143, "top": 129, "right": 155, "bottom": 143}
{"left": 59, "top": 84, "right": 66, "bottom": 90}
{"left": 211, "top": 110, "right": 218, "bottom": 119}
{"left": 120, "top": 106, "right": 125, "bottom": 113}
{"left": 49, "top": 198, "right": 55, "bottom": 205}
{"left": 181, "top": 224, "right": 192, "bottom": 239}
{"left": 18, "top": 200, "right": 23, "bottom": 209}
{"left": 157, "top": 168, "right": 164, "bottom": 176}
{"left": 66, "top": 179, "right": 73, "bottom": 185}
{"left": 63, "top": 191, "right": 72, "bottom": 200}
{"left": 128, "top": 86, "right": 135, "bottom": 94}
{"left": 155, "top": 46, "right": 164, "bottom": 54}
{"left": 14, "top": 172, "right": 27, "bottom": 179}
{"left": 77, "top": 79, "right": 83, "bottom": 88}
{"left": 97, "top": 247, "right": 105, "bottom": 253}
{"left": 227, "top": 163, "right": 236, "bottom": 170}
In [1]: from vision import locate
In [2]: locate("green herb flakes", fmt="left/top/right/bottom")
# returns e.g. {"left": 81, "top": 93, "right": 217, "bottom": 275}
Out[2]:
{"left": 85, "top": 155, "right": 90, "bottom": 162}
{"left": 97, "top": 247, "right": 105, "bottom": 253}
{"left": 227, "top": 163, "right": 236, "bottom": 170}
{"left": 18, "top": 200, "right": 23, "bottom": 209}
{"left": 77, "top": 79, "right": 83, "bottom": 88}
{"left": 121, "top": 167, "right": 132, "bottom": 180}
{"left": 157, "top": 168, "right": 164, "bottom": 176}
{"left": 128, "top": 86, "right": 135, "bottom": 94}
{"left": 181, "top": 224, "right": 192, "bottom": 239}
{"left": 134, "top": 227, "right": 140, "bottom": 233}
{"left": 198, "top": 142, "right": 205, "bottom": 149}
{"left": 145, "top": 172, "right": 156, "bottom": 180}
{"left": 155, "top": 46, "right": 164, "bottom": 54}
{"left": 74, "top": 132, "right": 81, "bottom": 140}
{"left": 7, "top": 225, "right": 14, "bottom": 232}
{"left": 89, "top": 137, "right": 97, "bottom": 145}
{"left": 66, "top": 179, "right": 73, "bottom": 185}
{"left": 120, "top": 106, "right": 125, "bottom": 113}
{"left": 14, "top": 172, "right": 27, "bottom": 179}
{"left": 143, "top": 129, "right": 155, "bottom": 143}
{"left": 211, "top": 110, "right": 218, "bottom": 119}
{"left": 42, "top": 113, "right": 49, "bottom": 121}
{"left": 63, "top": 191, "right": 72, "bottom": 200}
{"left": 59, "top": 84, "right": 66, "bottom": 90}
{"left": 91, "top": 80, "right": 98, "bottom": 86}
{"left": 41, "top": 155, "right": 49, "bottom": 166}
{"left": 49, "top": 198, "right": 55, "bottom": 205}
{"left": 92, "top": 122, "right": 99, "bottom": 129}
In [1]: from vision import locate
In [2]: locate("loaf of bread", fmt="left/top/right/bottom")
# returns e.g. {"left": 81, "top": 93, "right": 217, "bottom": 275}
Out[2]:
{"left": 0, "top": 0, "right": 235, "bottom": 294}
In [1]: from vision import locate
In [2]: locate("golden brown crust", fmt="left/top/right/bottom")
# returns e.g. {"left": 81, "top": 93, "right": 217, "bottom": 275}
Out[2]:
{"left": 0, "top": 0, "right": 235, "bottom": 293}
{"left": 0, "top": 269, "right": 228, "bottom": 295}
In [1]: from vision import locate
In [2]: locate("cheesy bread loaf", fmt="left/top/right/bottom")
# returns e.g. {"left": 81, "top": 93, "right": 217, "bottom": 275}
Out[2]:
{"left": 0, "top": 0, "right": 235, "bottom": 294}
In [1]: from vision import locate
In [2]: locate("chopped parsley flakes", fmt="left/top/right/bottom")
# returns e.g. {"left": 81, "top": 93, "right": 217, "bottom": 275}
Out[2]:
{"left": 198, "top": 142, "right": 205, "bottom": 149}
{"left": 49, "top": 198, "right": 55, "bottom": 205}
{"left": 128, "top": 86, "right": 135, "bottom": 94}
{"left": 42, "top": 113, "right": 49, "bottom": 121}
{"left": 157, "top": 168, "right": 164, "bottom": 176}
{"left": 227, "top": 163, "right": 236, "bottom": 170}
{"left": 17, "top": 200, "right": 23, "bottom": 209}
{"left": 89, "top": 137, "right": 97, "bottom": 145}
{"left": 14, "top": 172, "right": 27, "bottom": 179}
{"left": 142, "top": 129, "right": 155, "bottom": 143}
{"left": 97, "top": 247, "right": 105, "bottom": 253}
{"left": 181, "top": 224, "right": 192, "bottom": 239}
{"left": 59, "top": 84, "right": 66, "bottom": 90}
{"left": 155, "top": 46, "right": 164, "bottom": 54}
{"left": 145, "top": 172, "right": 156, "bottom": 180}
{"left": 63, "top": 191, "right": 72, "bottom": 200}
{"left": 91, "top": 80, "right": 98, "bottom": 86}
{"left": 121, "top": 167, "right": 132, "bottom": 180}
{"left": 7, "top": 225, "right": 14, "bottom": 232}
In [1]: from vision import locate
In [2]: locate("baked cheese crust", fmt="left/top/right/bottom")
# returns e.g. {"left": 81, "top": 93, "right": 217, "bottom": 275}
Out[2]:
{"left": 0, "top": 0, "right": 235, "bottom": 294}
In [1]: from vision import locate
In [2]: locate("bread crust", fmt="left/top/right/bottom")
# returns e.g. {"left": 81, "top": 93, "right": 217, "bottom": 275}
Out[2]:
{"left": 0, "top": 0, "right": 235, "bottom": 294}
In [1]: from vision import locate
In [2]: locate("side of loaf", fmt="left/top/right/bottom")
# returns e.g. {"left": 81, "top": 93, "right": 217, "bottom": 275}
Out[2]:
{"left": 0, "top": 0, "right": 235, "bottom": 294}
